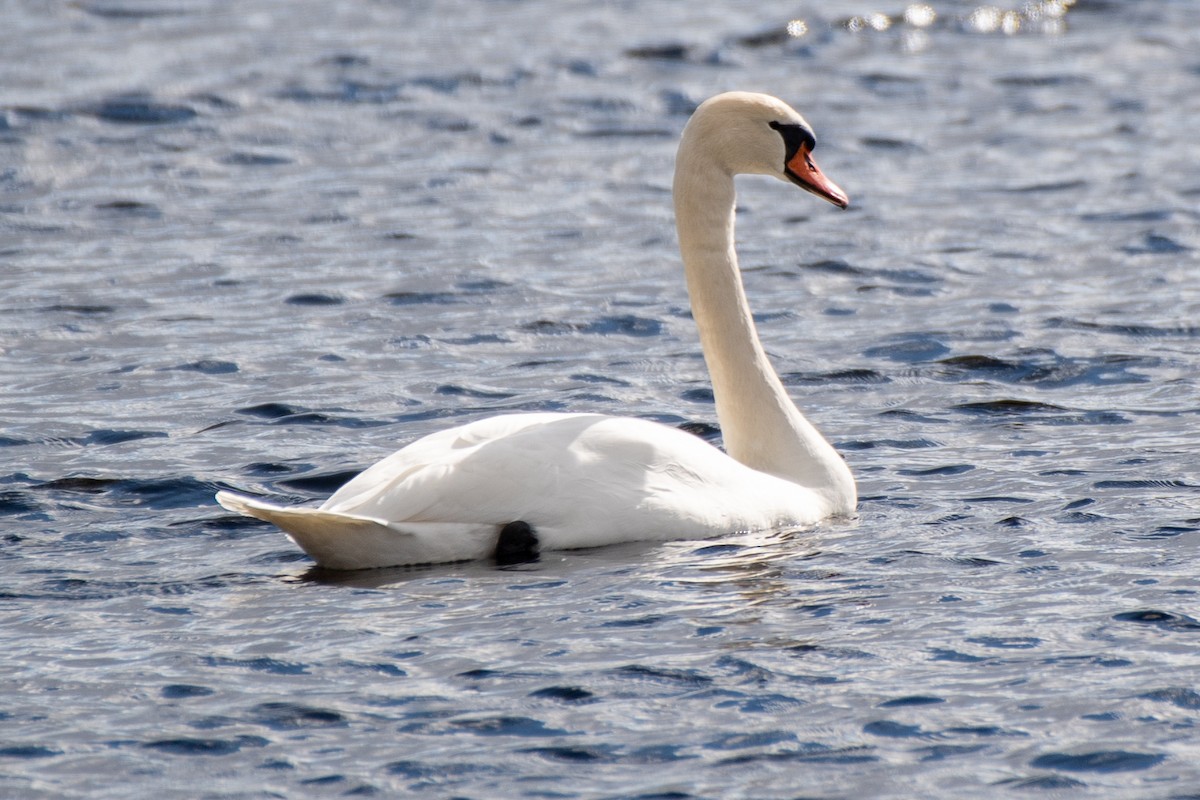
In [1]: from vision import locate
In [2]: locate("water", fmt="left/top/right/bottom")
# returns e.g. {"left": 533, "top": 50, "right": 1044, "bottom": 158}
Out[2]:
{"left": 2, "top": 0, "right": 1199, "bottom": 796}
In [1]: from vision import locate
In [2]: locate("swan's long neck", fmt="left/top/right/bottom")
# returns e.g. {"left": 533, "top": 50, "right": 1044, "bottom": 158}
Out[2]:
{"left": 673, "top": 147, "right": 856, "bottom": 513}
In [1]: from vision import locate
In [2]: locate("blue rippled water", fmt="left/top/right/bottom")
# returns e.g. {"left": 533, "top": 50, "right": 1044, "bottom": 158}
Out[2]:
{"left": 2, "top": 1, "right": 1199, "bottom": 797}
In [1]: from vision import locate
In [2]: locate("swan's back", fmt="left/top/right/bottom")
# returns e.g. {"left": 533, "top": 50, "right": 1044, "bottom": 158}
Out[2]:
{"left": 322, "top": 412, "right": 831, "bottom": 549}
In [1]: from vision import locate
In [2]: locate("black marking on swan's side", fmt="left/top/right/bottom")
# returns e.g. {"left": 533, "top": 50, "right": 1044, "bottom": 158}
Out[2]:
{"left": 494, "top": 521, "right": 539, "bottom": 565}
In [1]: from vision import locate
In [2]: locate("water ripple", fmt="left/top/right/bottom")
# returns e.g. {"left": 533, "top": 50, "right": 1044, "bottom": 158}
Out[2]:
{"left": 1029, "top": 750, "right": 1166, "bottom": 773}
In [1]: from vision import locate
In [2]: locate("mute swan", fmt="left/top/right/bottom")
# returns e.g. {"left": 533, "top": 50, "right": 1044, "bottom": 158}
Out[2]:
{"left": 216, "top": 91, "right": 857, "bottom": 569}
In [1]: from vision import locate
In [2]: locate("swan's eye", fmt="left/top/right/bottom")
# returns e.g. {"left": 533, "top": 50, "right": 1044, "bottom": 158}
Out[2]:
{"left": 768, "top": 120, "right": 817, "bottom": 163}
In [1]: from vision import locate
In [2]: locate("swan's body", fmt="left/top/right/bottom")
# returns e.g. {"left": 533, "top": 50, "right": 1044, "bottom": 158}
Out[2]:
{"left": 217, "top": 92, "right": 856, "bottom": 569}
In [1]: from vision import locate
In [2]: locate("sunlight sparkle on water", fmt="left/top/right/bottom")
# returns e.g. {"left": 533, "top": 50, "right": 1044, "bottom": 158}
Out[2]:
{"left": 786, "top": 19, "right": 808, "bottom": 37}
{"left": 903, "top": 3, "right": 937, "bottom": 28}
{"left": 837, "top": 1, "right": 1073, "bottom": 38}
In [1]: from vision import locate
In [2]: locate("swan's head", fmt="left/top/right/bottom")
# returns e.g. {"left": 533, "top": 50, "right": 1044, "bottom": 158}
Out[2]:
{"left": 681, "top": 91, "right": 848, "bottom": 209}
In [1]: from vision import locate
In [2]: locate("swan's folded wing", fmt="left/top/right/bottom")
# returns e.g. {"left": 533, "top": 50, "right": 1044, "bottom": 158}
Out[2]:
{"left": 318, "top": 413, "right": 602, "bottom": 524}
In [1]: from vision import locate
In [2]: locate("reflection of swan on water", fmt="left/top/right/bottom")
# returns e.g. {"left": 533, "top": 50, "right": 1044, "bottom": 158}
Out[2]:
{"left": 217, "top": 92, "right": 857, "bottom": 570}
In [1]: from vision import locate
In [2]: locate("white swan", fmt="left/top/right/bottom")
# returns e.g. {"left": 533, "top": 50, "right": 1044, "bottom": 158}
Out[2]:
{"left": 216, "top": 91, "right": 856, "bottom": 569}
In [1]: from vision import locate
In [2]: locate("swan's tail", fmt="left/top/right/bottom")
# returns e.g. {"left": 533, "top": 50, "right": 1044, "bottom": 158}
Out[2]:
{"left": 215, "top": 491, "right": 493, "bottom": 570}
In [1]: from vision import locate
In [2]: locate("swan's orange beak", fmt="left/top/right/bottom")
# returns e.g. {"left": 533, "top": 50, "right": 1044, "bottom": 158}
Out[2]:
{"left": 786, "top": 147, "right": 849, "bottom": 209}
